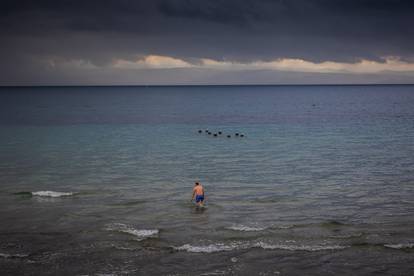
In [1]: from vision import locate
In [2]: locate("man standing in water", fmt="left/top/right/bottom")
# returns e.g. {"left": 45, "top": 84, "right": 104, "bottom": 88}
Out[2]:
{"left": 191, "top": 182, "right": 205, "bottom": 207}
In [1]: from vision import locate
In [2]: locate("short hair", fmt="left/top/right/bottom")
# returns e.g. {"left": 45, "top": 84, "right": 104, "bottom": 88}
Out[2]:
{"left": 195, "top": 182, "right": 199, "bottom": 185}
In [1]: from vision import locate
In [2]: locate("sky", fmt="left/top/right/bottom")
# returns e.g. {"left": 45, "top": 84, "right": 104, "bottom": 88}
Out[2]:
{"left": 1, "top": 0, "right": 414, "bottom": 85}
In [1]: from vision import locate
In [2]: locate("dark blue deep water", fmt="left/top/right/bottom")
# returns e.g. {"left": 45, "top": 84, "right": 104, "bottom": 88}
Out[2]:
{"left": 1, "top": 85, "right": 414, "bottom": 275}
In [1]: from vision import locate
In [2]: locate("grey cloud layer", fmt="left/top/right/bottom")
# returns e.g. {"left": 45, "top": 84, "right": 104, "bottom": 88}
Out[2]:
{"left": 1, "top": 0, "right": 414, "bottom": 84}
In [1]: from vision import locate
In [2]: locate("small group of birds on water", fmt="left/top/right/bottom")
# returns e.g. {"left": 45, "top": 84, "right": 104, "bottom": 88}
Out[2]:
{"left": 198, "top": 129, "right": 245, "bottom": 138}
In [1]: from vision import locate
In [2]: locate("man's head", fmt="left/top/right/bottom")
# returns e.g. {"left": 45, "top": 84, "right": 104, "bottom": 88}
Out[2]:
{"left": 195, "top": 182, "right": 199, "bottom": 186}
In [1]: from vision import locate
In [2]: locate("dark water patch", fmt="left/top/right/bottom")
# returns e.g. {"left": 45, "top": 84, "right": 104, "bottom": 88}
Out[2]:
{"left": 318, "top": 221, "right": 349, "bottom": 231}
{"left": 174, "top": 201, "right": 200, "bottom": 209}
{"left": 0, "top": 231, "right": 74, "bottom": 264}
{"left": 192, "top": 206, "right": 208, "bottom": 214}
{"left": 0, "top": 231, "right": 66, "bottom": 236}
{"left": 349, "top": 242, "right": 387, "bottom": 250}
{"left": 108, "top": 200, "right": 147, "bottom": 207}
{"left": 250, "top": 196, "right": 286, "bottom": 204}
{"left": 196, "top": 202, "right": 223, "bottom": 210}
{"left": 12, "top": 191, "right": 33, "bottom": 198}
{"left": 75, "top": 190, "right": 101, "bottom": 196}
{"left": 0, "top": 252, "right": 29, "bottom": 259}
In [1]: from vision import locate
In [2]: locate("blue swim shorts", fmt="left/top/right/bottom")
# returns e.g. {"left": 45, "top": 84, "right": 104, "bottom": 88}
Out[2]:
{"left": 195, "top": 195, "right": 204, "bottom": 202}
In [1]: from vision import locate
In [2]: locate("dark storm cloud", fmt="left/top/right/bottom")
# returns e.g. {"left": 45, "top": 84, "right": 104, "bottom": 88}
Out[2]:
{"left": 1, "top": 0, "right": 414, "bottom": 60}
{"left": 1, "top": 0, "right": 414, "bottom": 84}
{"left": 155, "top": 0, "right": 414, "bottom": 61}
{"left": 0, "top": 0, "right": 153, "bottom": 34}
{"left": 3, "top": 0, "right": 414, "bottom": 35}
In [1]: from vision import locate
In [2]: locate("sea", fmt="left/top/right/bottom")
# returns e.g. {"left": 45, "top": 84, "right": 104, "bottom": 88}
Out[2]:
{"left": 0, "top": 85, "right": 413, "bottom": 275}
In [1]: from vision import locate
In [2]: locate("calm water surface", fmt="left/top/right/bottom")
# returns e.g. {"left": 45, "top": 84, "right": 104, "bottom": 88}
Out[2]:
{"left": 0, "top": 85, "right": 414, "bottom": 275}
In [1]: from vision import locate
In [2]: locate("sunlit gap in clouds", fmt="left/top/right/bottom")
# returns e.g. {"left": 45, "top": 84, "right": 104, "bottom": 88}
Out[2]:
{"left": 109, "top": 55, "right": 414, "bottom": 74}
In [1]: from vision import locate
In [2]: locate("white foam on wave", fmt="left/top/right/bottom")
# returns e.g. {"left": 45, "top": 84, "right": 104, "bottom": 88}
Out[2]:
{"left": 226, "top": 225, "right": 266, "bottom": 232}
{"left": 174, "top": 241, "right": 347, "bottom": 253}
{"left": 105, "top": 223, "right": 159, "bottom": 241}
{"left": 226, "top": 224, "right": 297, "bottom": 232}
{"left": 32, "top": 191, "right": 74, "bottom": 197}
{"left": 254, "top": 242, "right": 349, "bottom": 251}
{"left": 384, "top": 243, "right": 414, "bottom": 249}
{"left": 174, "top": 243, "right": 244, "bottom": 253}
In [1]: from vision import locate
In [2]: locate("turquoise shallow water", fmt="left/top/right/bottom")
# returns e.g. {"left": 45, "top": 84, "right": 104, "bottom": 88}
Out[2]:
{"left": 0, "top": 85, "right": 414, "bottom": 275}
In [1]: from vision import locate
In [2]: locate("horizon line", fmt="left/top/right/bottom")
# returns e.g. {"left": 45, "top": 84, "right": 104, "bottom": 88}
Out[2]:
{"left": 1, "top": 83, "right": 414, "bottom": 88}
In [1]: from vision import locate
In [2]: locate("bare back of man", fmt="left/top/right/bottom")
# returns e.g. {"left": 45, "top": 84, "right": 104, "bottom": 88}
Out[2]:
{"left": 191, "top": 182, "right": 205, "bottom": 207}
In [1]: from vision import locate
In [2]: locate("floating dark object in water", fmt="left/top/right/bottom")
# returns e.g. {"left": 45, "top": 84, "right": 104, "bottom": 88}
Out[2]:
{"left": 227, "top": 135, "right": 231, "bottom": 138}
{"left": 213, "top": 133, "right": 218, "bottom": 137}
{"left": 240, "top": 134, "right": 244, "bottom": 137}
{"left": 218, "top": 131, "right": 222, "bottom": 135}
{"left": 198, "top": 130, "right": 202, "bottom": 133}
{"left": 235, "top": 133, "right": 239, "bottom": 136}
{"left": 208, "top": 132, "right": 212, "bottom": 135}
{"left": 205, "top": 130, "right": 209, "bottom": 133}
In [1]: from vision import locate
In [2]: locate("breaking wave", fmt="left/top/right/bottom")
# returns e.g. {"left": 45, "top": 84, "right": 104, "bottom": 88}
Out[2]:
{"left": 105, "top": 223, "right": 159, "bottom": 241}
{"left": 384, "top": 243, "right": 414, "bottom": 249}
{"left": 226, "top": 224, "right": 296, "bottom": 232}
{"left": 174, "top": 241, "right": 348, "bottom": 253}
{"left": 32, "top": 191, "right": 75, "bottom": 197}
